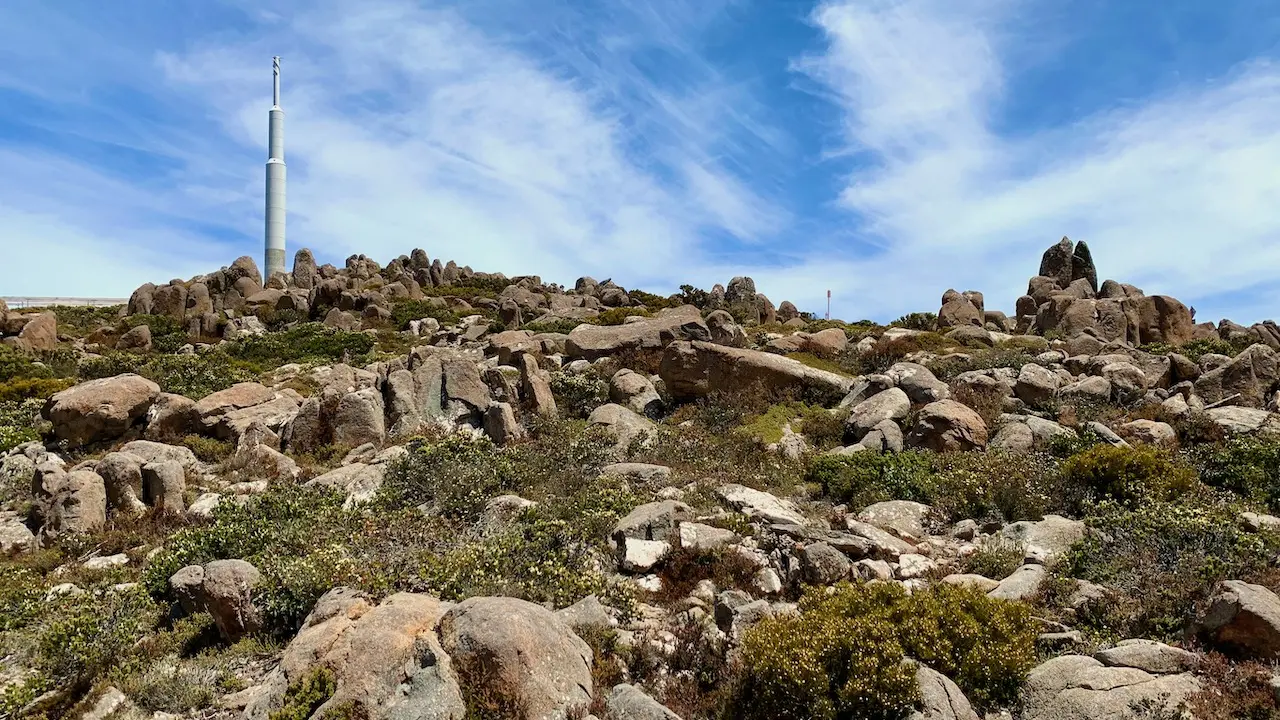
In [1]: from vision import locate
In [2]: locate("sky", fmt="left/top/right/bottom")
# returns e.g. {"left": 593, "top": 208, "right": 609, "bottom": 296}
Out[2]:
{"left": 2, "top": 0, "right": 1280, "bottom": 324}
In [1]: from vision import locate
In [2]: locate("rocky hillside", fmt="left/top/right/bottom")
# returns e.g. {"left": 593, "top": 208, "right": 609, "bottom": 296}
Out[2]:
{"left": 4, "top": 239, "right": 1280, "bottom": 719}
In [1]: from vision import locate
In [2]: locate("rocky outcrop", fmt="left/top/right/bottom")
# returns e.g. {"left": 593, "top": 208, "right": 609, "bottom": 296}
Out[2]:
{"left": 33, "top": 468, "right": 106, "bottom": 541}
{"left": 244, "top": 588, "right": 464, "bottom": 720}
{"left": 604, "top": 684, "right": 683, "bottom": 720}
{"left": 439, "top": 596, "right": 593, "bottom": 719}
{"left": 565, "top": 306, "right": 709, "bottom": 360}
{"left": 1199, "top": 580, "right": 1280, "bottom": 659}
{"left": 660, "top": 340, "right": 853, "bottom": 402}
{"left": 43, "top": 374, "right": 160, "bottom": 448}
{"left": 1020, "top": 653, "right": 1200, "bottom": 720}
{"left": 907, "top": 400, "right": 988, "bottom": 451}
{"left": 171, "top": 559, "right": 262, "bottom": 642}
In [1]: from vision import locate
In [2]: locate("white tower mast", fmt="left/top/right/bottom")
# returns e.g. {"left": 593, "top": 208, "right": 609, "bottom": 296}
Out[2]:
{"left": 264, "top": 56, "right": 287, "bottom": 278}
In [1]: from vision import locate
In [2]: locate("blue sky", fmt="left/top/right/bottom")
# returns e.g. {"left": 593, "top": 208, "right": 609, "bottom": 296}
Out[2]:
{"left": 3, "top": 0, "right": 1280, "bottom": 324}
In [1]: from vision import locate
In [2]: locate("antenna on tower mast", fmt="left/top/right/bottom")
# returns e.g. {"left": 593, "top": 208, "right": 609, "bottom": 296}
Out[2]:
{"left": 264, "top": 56, "right": 287, "bottom": 279}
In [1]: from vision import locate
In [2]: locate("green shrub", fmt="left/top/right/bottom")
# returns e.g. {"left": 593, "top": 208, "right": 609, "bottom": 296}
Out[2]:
{"left": 0, "top": 398, "right": 47, "bottom": 453}
{"left": 628, "top": 289, "right": 684, "bottom": 310}
{"left": 808, "top": 452, "right": 934, "bottom": 508}
{"left": 1061, "top": 502, "right": 1280, "bottom": 641}
{"left": 380, "top": 435, "right": 518, "bottom": 521}
{"left": 419, "top": 510, "right": 631, "bottom": 611}
{"left": 810, "top": 450, "right": 1052, "bottom": 524}
{"left": 37, "top": 586, "right": 161, "bottom": 689}
{"left": 844, "top": 333, "right": 953, "bottom": 376}
{"left": 521, "top": 318, "right": 582, "bottom": 335}
{"left": 142, "top": 486, "right": 350, "bottom": 599}
{"left": 0, "top": 376, "right": 74, "bottom": 402}
{"left": 1194, "top": 437, "right": 1280, "bottom": 512}
{"left": 961, "top": 539, "right": 1026, "bottom": 580}
{"left": 1057, "top": 444, "right": 1197, "bottom": 511}
{"left": 48, "top": 304, "right": 124, "bottom": 337}
{"left": 390, "top": 300, "right": 460, "bottom": 330}
{"left": 1142, "top": 337, "right": 1250, "bottom": 363}
{"left": 889, "top": 312, "right": 938, "bottom": 331}
{"left": 255, "top": 546, "right": 361, "bottom": 637}
{"left": 224, "top": 323, "right": 375, "bottom": 370}
{"left": 739, "top": 401, "right": 845, "bottom": 451}
{"left": 928, "top": 348, "right": 1038, "bottom": 382}
{"left": 123, "top": 314, "right": 189, "bottom": 353}
{"left": 733, "top": 582, "right": 1036, "bottom": 719}
{"left": 549, "top": 371, "right": 609, "bottom": 419}
{"left": 0, "top": 566, "right": 45, "bottom": 632}
{"left": 929, "top": 451, "right": 1052, "bottom": 524}
{"left": 0, "top": 345, "right": 54, "bottom": 382}
{"left": 677, "top": 284, "right": 710, "bottom": 308}
{"left": 787, "top": 352, "right": 852, "bottom": 377}
{"left": 420, "top": 275, "right": 512, "bottom": 297}
{"left": 78, "top": 351, "right": 145, "bottom": 380}
{"left": 590, "top": 307, "right": 651, "bottom": 326}
{"left": 79, "top": 351, "right": 256, "bottom": 400}
{"left": 269, "top": 666, "right": 336, "bottom": 720}
{"left": 418, "top": 471, "right": 637, "bottom": 611}
{"left": 179, "top": 435, "right": 234, "bottom": 463}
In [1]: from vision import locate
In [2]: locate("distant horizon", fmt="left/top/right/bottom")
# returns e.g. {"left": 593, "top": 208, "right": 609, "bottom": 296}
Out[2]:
{"left": 3, "top": 1, "right": 1280, "bottom": 325}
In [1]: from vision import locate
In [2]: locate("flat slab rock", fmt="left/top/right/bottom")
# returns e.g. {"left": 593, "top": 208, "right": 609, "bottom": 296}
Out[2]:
{"left": 1021, "top": 655, "right": 1201, "bottom": 720}
{"left": 717, "top": 484, "right": 805, "bottom": 525}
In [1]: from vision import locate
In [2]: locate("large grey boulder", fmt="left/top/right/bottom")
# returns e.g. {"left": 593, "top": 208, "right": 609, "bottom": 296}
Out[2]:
{"left": 439, "top": 596, "right": 593, "bottom": 720}
{"left": 857, "top": 500, "right": 932, "bottom": 542}
{"left": 846, "top": 388, "right": 910, "bottom": 441}
{"left": 907, "top": 400, "right": 988, "bottom": 452}
{"left": 333, "top": 388, "right": 387, "bottom": 448}
{"left": 143, "top": 392, "right": 200, "bottom": 441}
{"left": 0, "top": 512, "right": 35, "bottom": 556}
{"left": 1195, "top": 344, "right": 1279, "bottom": 407}
{"left": 587, "top": 404, "right": 656, "bottom": 459}
{"left": 1200, "top": 580, "right": 1280, "bottom": 659}
{"left": 244, "top": 588, "right": 464, "bottom": 720}
{"left": 909, "top": 663, "right": 979, "bottom": 720}
{"left": 1000, "top": 515, "right": 1085, "bottom": 563}
{"left": 1093, "top": 640, "right": 1198, "bottom": 674}
{"left": 609, "top": 369, "right": 663, "bottom": 418}
{"left": 718, "top": 484, "right": 805, "bottom": 525}
{"left": 35, "top": 469, "right": 107, "bottom": 540}
{"left": 304, "top": 463, "right": 387, "bottom": 507}
{"left": 613, "top": 500, "right": 692, "bottom": 543}
{"left": 171, "top": 559, "right": 262, "bottom": 642}
{"left": 888, "top": 363, "right": 950, "bottom": 404}
{"left": 604, "top": 684, "right": 682, "bottom": 720}
{"left": 1020, "top": 654, "right": 1201, "bottom": 720}
{"left": 802, "top": 541, "right": 851, "bottom": 584}
{"left": 95, "top": 452, "right": 147, "bottom": 514}
{"left": 660, "top": 340, "right": 853, "bottom": 402}
{"left": 43, "top": 374, "right": 161, "bottom": 448}
{"left": 483, "top": 401, "right": 525, "bottom": 446}
{"left": 141, "top": 460, "right": 185, "bottom": 513}
{"left": 195, "top": 382, "right": 275, "bottom": 430}
{"left": 1015, "top": 364, "right": 1060, "bottom": 406}
{"left": 986, "top": 564, "right": 1046, "bottom": 601}
{"left": 440, "top": 351, "right": 489, "bottom": 421}
{"left": 566, "top": 305, "right": 709, "bottom": 360}
{"left": 119, "top": 439, "right": 201, "bottom": 477}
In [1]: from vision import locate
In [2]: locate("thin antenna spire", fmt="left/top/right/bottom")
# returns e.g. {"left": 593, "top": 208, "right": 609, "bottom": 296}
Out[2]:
{"left": 264, "top": 56, "right": 286, "bottom": 278}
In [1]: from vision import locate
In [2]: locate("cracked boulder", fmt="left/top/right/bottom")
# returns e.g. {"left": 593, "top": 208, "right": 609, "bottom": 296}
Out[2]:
{"left": 439, "top": 596, "right": 593, "bottom": 720}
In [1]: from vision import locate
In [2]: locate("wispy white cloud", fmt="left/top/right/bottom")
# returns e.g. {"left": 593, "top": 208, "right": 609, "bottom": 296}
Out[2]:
{"left": 794, "top": 0, "right": 1280, "bottom": 323}
{"left": 0, "top": 0, "right": 789, "bottom": 298}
